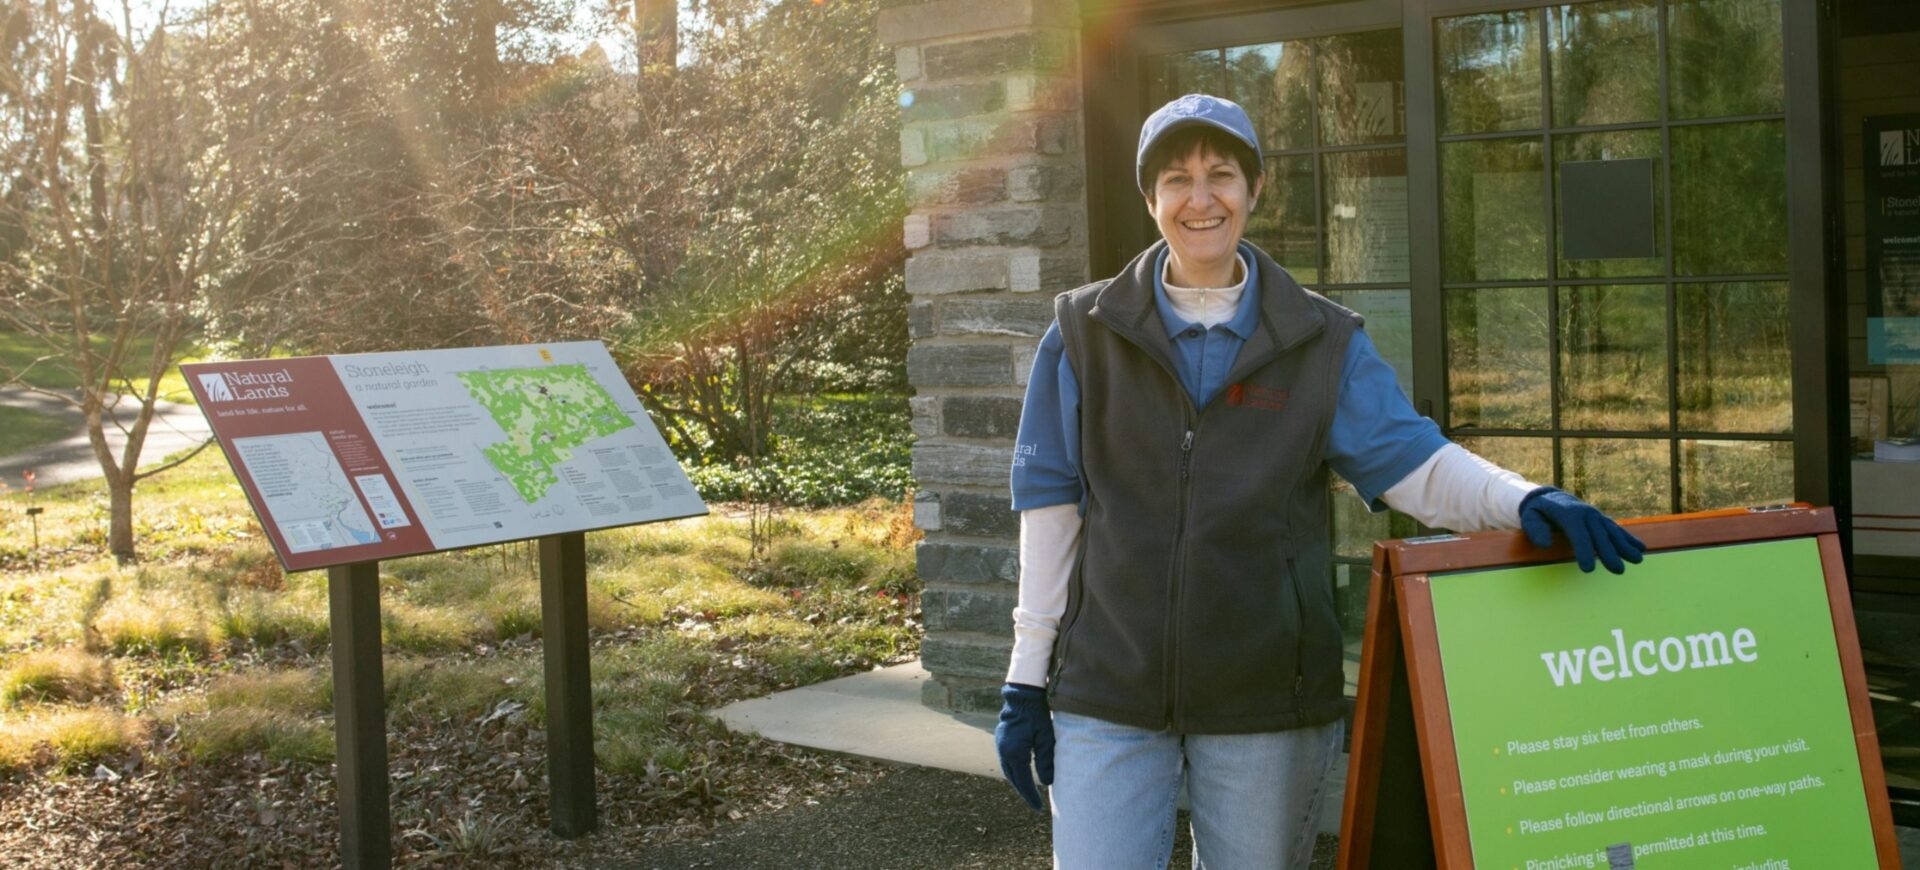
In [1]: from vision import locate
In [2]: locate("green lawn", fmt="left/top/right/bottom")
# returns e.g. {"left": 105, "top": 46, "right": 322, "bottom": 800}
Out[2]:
{"left": 0, "top": 449, "right": 922, "bottom": 779}
{"left": 0, "top": 331, "right": 202, "bottom": 405}
{"left": 0, "top": 406, "right": 73, "bottom": 457}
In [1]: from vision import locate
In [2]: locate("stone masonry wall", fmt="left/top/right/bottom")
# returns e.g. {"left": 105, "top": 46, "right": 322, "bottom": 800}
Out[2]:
{"left": 877, "top": 0, "right": 1089, "bottom": 713}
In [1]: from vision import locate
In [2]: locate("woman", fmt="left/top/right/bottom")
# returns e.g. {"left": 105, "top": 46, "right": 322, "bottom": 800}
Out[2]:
{"left": 994, "top": 94, "right": 1643, "bottom": 868}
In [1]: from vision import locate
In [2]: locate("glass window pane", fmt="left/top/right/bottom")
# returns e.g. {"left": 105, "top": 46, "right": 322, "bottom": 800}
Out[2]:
{"left": 1247, "top": 154, "right": 1319, "bottom": 284}
{"left": 1316, "top": 29, "right": 1404, "bottom": 147}
{"left": 1562, "top": 437, "right": 1670, "bottom": 517}
{"left": 1455, "top": 435, "right": 1555, "bottom": 486}
{"left": 1555, "top": 129, "right": 1665, "bottom": 279}
{"left": 1325, "top": 289, "right": 1414, "bottom": 396}
{"left": 1148, "top": 49, "right": 1225, "bottom": 107}
{"left": 1438, "top": 9, "right": 1544, "bottom": 135}
{"left": 1672, "top": 121, "right": 1787, "bottom": 275}
{"left": 1547, "top": 0, "right": 1659, "bottom": 128}
{"left": 1447, "top": 287, "right": 1551, "bottom": 430}
{"left": 1228, "top": 43, "right": 1313, "bottom": 153}
{"left": 1677, "top": 282, "right": 1791, "bottom": 433}
{"left": 1442, "top": 137, "right": 1547, "bottom": 282}
{"left": 1669, "top": 0, "right": 1784, "bottom": 120}
{"left": 1679, "top": 439, "right": 1792, "bottom": 511}
{"left": 1558, "top": 284, "right": 1669, "bottom": 431}
{"left": 1331, "top": 480, "right": 1392, "bottom": 560}
{"left": 1323, "top": 149, "right": 1409, "bottom": 284}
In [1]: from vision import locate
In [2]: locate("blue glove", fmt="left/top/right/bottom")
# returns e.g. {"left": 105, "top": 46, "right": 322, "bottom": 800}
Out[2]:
{"left": 994, "top": 682, "right": 1054, "bottom": 811}
{"left": 1519, "top": 487, "right": 1647, "bottom": 574}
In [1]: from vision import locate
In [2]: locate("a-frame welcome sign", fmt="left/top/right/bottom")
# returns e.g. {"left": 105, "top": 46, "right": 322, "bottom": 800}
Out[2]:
{"left": 1337, "top": 506, "right": 1903, "bottom": 868}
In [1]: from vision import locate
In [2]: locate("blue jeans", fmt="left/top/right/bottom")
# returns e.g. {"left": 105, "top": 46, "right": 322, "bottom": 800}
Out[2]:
{"left": 1049, "top": 711, "right": 1342, "bottom": 870}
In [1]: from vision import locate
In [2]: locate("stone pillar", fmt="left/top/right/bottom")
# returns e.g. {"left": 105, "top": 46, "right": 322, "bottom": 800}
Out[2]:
{"left": 878, "top": 0, "right": 1089, "bottom": 713}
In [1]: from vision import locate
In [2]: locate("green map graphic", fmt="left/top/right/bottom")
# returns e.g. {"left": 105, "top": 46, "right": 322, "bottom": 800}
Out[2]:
{"left": 458, "top": 364, "right": 635, "bottom": 503}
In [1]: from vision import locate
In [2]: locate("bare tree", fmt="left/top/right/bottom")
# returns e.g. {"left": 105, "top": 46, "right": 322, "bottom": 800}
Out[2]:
{"left": 0, "top": 0, "right": 316, "bottom": 563}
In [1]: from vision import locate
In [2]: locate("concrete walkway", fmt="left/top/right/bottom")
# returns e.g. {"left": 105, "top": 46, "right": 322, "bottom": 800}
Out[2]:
{"left": 717, "top": 660, "right": 1920, "bottom": 864}
{"left": 715, "top": 660, "right": 1347, "bottom": 838}
{"left": 0, "top": 388, "right": 212, "bottom": 488}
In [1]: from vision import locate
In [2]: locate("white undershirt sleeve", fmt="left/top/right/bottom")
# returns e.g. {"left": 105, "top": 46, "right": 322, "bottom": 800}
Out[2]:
{"left": 1006, "top": 502, "right": 1082, "bottom": 687}
{"left": 1380, "top": 443, "right": 1538, "bottom": 533}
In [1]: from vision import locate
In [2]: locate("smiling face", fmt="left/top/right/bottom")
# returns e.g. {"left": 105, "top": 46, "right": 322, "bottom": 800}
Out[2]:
{"left": 1146, "top": 139, "right": 1263, "bottom": 288}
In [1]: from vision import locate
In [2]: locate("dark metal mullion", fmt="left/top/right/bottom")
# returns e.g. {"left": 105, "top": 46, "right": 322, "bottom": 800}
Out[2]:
{"left": 1435, "top": 112, "right": 1785, "bottom": 145}
{"left": 1443, "top": 276, "right": 1707, "bottom": 290}
{"left": 1272, "top": 140, "right": 1411, "bottom": 157}
{"left": 1442, "top": 274, "right": 1790, "bottom": 290}
{"left": 1782, "top": 0, "right": 1842, "bottom": 527}
{"left": 1539, "top": 8, "right": 1563, "bottom": 489}
{"left": 1306, "top": 281, "right": 1412, "bottom": 292}
{"left": 1659, "top": 0, "right": 1682, "bottom": 515}
{"left": 1404, "top": 0, "right": 1447, "bottom": 441}
{"left": 1449, "top": 427, "right": 1793, "bottom": 442}
{"left": 1308, "top": 40, "right": 1327, "bottom": 281}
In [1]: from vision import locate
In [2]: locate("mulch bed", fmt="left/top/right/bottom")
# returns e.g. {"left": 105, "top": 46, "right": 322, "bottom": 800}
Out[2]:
{"left": 0, "top": 710, "right": 888, "bottom": 868}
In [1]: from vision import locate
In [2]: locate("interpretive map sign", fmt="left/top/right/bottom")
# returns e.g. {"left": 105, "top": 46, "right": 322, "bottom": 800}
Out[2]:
{"left": 1429, "top": 538, "right": 1875, "bottom": 868}
{"left": 184, "top": 342, "right": 707, "bottom": 571}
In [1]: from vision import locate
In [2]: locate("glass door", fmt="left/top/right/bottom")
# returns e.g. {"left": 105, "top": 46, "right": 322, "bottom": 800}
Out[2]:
{"left": 1431, "top": 0, "right": 1794, "bottom": 516}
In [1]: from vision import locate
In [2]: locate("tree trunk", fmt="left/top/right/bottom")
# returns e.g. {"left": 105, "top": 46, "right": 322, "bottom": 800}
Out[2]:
{"left": 636, "top": 0, "right": 677, "bottom": 73}
{"left": 108, "top": 472, "right": 136, "bottom": 565}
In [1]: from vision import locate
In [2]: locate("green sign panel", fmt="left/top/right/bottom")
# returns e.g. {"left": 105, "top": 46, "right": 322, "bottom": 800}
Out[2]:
{"left": 1429, "top": 538, "right": 1877, "bottom": 868}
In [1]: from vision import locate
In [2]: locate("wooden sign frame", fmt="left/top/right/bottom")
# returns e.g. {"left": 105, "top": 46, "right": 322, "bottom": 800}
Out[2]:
{"left": 1336, "top": 506, "right": 1904, "bottom": 868}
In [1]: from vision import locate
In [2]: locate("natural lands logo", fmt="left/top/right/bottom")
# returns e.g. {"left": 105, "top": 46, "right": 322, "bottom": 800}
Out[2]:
{"left": 1880, "top": 128, "right": 1920, "bottom": 166}
{"left": 199, "top": 369, "right": 295, "bottom": 402}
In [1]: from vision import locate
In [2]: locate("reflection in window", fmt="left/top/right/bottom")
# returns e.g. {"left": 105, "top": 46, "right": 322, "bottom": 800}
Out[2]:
{"left": 1680, "top": 439, "right": 1792, "bottom": 512}
{"left": 1147, "top": 50, "right": 1224, "bottom": 106}
{"left": 1548, "top": 0, "right": 1659, "bottom": 128}
{"left": 1671, "top": 122, "right": 1787, "bottom": 276}
{"left": 1677, "top": 282, "right": 1792, "bottom": 433}
{"left": 1324, "top": 150, "right": 1410, "bottom": 284}
{"left": 1668, "top": 0, "right": 1784, "bottom": 120}
{"left": 1559, "top": 284, "right": 1669, "bottom": 431}
{"left": 1562, "top": 438, "right": 1670, "bottom": 517}
{"left": 1317, "top": 29, "right": 1404, "bottom": 147}
{"left": 1246, "top": 155, "right": 1318, "bottom": 283}
{"left": 1447, "top": 287, "right": 1551, "bottom": 430}
{"left": 1456, "top": 436, "right": 1554, "bottom": 486}
{"left": 1438, "top": 9, "right": 1543, "bottom": 135}
{"left": 1327, "top": 289, "right": 1414, "bottom": 396}
{"left": 1229, "top": 43, "right": 1313, "bottom": 152}
{"left": 1442, "top": 138, "right": 1546, "bottom": 282}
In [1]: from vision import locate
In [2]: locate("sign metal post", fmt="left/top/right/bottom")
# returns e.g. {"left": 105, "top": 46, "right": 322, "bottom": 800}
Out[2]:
{"left": 540, "top": 530, "right": 596, "bottom": 837}
{"left": 328, "top": 560, "right": 390, "bottom": 870}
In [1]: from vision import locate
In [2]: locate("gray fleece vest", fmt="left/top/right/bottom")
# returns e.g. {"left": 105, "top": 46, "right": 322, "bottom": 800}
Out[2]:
{"left": 1047, "top": 241, "right": 1358, "bottom": 734}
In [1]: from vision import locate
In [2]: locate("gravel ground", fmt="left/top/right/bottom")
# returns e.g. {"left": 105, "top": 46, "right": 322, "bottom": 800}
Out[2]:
{"left": 609, "top": 765, "right": 1337, "bottom": 870}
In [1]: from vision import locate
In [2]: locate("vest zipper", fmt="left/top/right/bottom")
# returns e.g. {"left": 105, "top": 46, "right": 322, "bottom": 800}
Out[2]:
{"left": 1164, "top": 424, "right": 1196, "bottom": 729}
{"left": 1288, "top": 557, "right": 1306, "bottom": 701}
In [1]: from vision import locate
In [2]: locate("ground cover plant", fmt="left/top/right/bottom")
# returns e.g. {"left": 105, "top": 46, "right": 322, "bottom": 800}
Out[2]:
{"left": 0, "top": 449, "right": 922, "bottom": 867}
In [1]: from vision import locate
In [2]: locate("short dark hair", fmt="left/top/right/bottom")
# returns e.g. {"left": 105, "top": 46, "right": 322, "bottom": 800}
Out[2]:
{"left": 1138, "top": 125, "right": 1263, "bottom": 200}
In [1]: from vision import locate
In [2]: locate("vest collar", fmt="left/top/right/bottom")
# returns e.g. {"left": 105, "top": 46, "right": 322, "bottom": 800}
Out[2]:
{"left": 1090, "top": 240, "right": 1329, "bottom": 381}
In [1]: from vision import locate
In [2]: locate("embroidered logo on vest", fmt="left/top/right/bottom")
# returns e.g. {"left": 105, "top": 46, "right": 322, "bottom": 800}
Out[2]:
{"left": 1226, "top": 383, "right": 1289, "bottom": 411}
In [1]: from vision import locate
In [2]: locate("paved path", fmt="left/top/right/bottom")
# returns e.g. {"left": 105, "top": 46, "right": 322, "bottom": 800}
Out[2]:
{"left": 0, "top": 388, "right": 213, "bottom": 488}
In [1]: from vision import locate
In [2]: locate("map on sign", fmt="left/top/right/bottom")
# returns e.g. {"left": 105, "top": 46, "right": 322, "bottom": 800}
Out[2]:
{"left": 232, "top": 432, "right": 381, "bottom": 553}
{"left": 184, "top": 341, "right": 707, "bottom": 571}
{"left": 458, "top": 364, "right": 636, "bottom": 504}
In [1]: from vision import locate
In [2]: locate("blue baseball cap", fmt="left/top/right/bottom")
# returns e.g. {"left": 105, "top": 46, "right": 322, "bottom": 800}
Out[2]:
{"left": 1136, "top": 94, "right": 1263, "bottom": 195}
